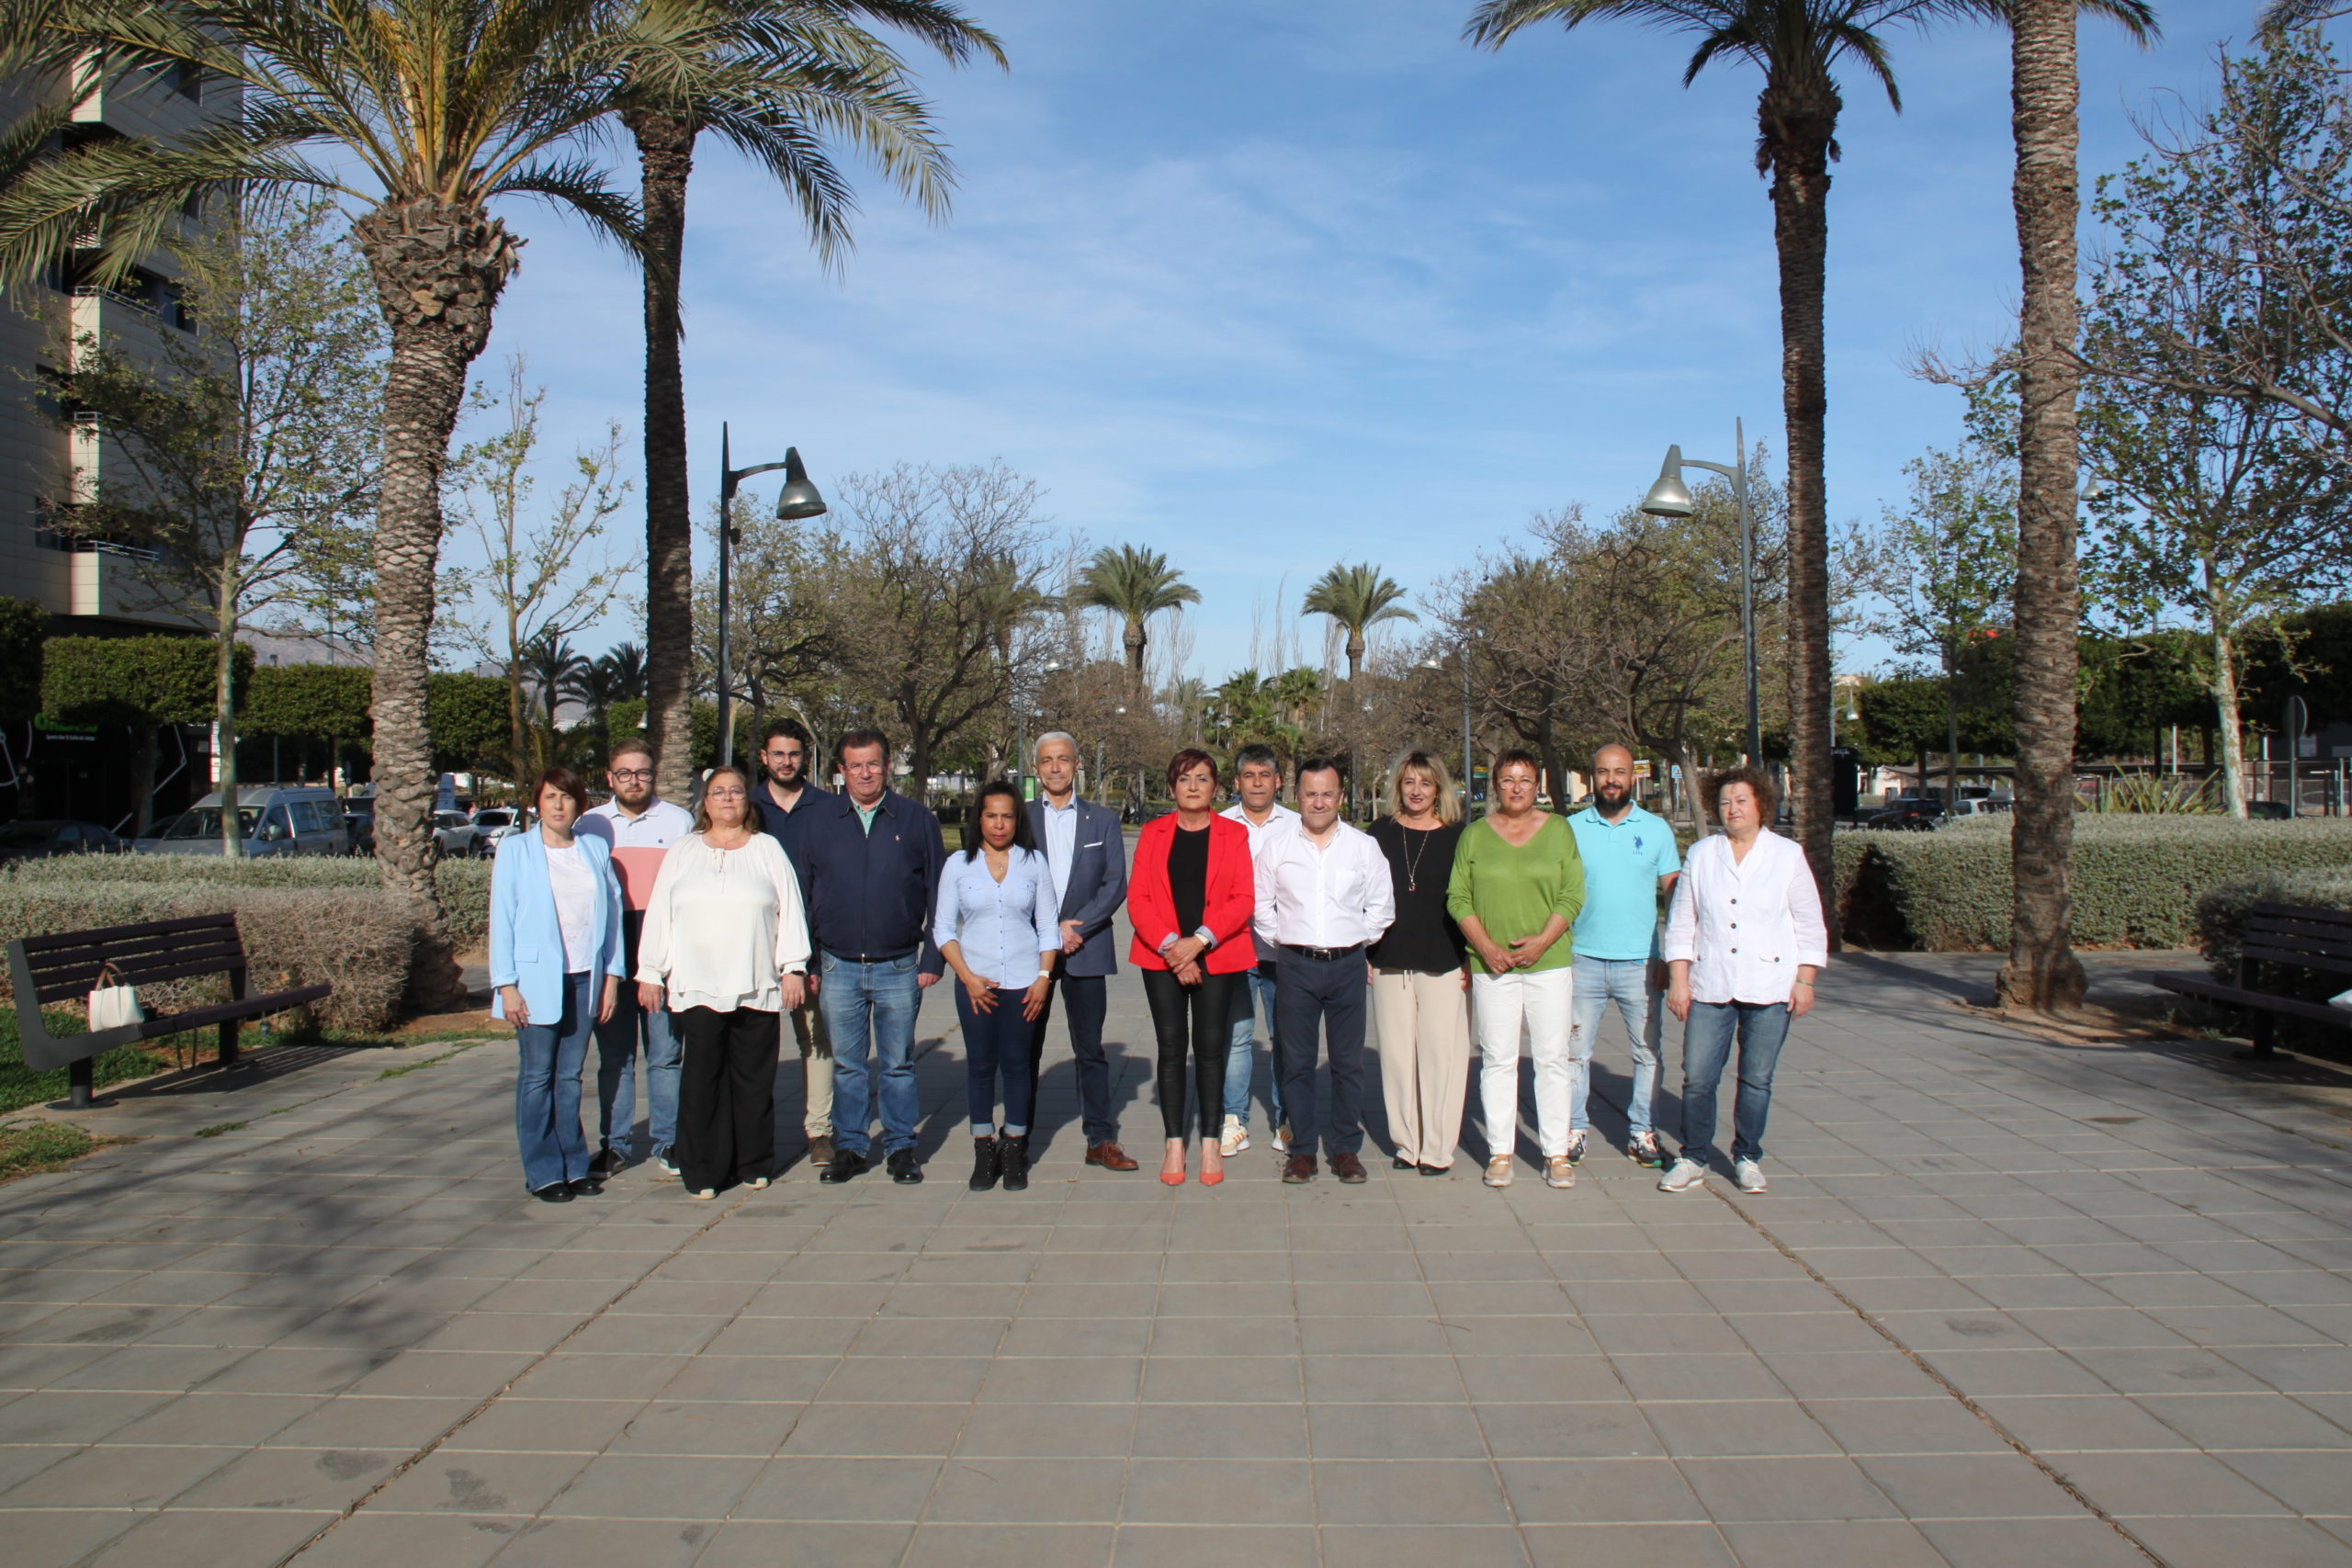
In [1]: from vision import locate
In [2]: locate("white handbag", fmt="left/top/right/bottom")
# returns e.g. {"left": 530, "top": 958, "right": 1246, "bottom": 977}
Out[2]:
{"left": 2331, "top": 987, "right": 2352, "bottom": 1014}
{"left": 88, "top": 962, "right": 144, "bottom": 1032}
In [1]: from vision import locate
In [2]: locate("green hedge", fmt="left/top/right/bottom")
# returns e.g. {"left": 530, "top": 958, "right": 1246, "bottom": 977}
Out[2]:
{"left": 0, "top": 856, "right": 492, "bottom": 952}
{"left": 1836, "top": 817, "right": 2352, "bottom": 951}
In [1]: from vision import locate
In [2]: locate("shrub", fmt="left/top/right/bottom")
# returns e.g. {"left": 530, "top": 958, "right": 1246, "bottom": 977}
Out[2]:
{"left": 0, "top": 855, "right": 492, "bottom": 951}
{"left": 1835, "top": 817, "right": 2352, "bottom": 951}
{"left": 2190, "top": 869, "right": 2352, "bottom": 980}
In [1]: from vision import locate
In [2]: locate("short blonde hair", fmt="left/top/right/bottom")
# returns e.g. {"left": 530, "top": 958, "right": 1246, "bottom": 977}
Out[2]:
{"left": 1385, "top": 750, "right": 1462, "bottom": 824}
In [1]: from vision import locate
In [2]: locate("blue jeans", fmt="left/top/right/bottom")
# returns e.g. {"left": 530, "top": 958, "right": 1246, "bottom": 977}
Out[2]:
{"left": 514, "top": 969, "right": 595, "bottom": 1193}
{"left": 820, "top": 952, "right": 922, "bottom": 1156}
{"left": 1224, "top": 962, "right": 1285, "bottom": 1128}
{"left": 1677, "top": 1000, "right": 1791, "bottom": 1168}
{"left": 1570, "top": 957, "right": 1664, "bottom": 1139}
{"left": 957, "top": 986, "right": 1038, "bottom": 1136}
{"left": 594, "top": 913, "right": 679, "bottom": 1156}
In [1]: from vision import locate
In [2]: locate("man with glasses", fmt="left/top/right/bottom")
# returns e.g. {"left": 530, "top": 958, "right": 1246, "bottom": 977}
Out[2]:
{"left": 746, "top": 717, "right": 839, "bottom": 1168}
{"left": 578, "top": 738, "right": 694, "bottom": 1173}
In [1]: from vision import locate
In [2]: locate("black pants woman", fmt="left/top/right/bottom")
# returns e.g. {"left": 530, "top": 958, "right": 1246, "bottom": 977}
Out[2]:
{"left": 675, "top": 1007, "right": 782, "bottom": 1192}
{"left": 1144, "top": 968, "right": 1237, "bottom": 1144}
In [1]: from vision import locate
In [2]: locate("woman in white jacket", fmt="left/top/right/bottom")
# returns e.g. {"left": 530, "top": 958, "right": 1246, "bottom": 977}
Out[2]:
{"left": 636, "top": 766, "right": 811, "bottom": 1200}
{"left": 1658, "top": 765, "right": 1826, "bottom": 1197}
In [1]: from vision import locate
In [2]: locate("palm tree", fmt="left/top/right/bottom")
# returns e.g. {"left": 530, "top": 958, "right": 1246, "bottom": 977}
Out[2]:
{"left": 629, "top": 0, "right": 1002, "bottom": 802}
{"left": 0, "top": 0, "right": 733, "bottom": 1002}
{"left": 1302, "top": 562, "right": 1418, "bottom": 682}
{"left": 1078, "top": 545, "right": 1201, "bottom": 694}
{"left": 1999, "top": 0, "right": 2156, "bottom": 1010}
{"left": 603, "top": 640, "right": 650, "bottom": 702}
{"left": 1467, "top": 0, "right": 2151, "bottom": 945}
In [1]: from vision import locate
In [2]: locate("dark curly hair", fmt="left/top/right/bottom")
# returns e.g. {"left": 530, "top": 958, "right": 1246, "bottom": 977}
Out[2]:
{"left": 1700, "top": 764, "right": 1779, "bottom": 825}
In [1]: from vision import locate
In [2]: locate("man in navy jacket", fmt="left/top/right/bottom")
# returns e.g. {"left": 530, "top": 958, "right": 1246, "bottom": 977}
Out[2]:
{"left": 799, "top": 729, "right": 945, "bottom": 1185}
{"left": 746, "top": 716, "right": 838, "bottom": 1168}
{"left": 1025, "top": 732, "right": 1137, "bottom": 1170}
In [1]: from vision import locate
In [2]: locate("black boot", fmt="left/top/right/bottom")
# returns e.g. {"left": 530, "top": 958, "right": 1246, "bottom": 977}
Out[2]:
{"left": 968, "top": 1135, "right": 1001, "bottom": 1191}
{"left": 1000, "top": 1134, "right": 1030, "bottom": 1192}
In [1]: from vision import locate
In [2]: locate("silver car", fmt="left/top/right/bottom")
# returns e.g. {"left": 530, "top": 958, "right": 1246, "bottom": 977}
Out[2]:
{"left": 432, "top": 810, "right": 483, "bottom": 859}
{"left": 139, "top": 785, "right": 348, "bottom": 857}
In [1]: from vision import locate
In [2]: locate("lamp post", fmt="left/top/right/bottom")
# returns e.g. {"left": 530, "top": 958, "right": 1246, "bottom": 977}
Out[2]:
{"left": 716, "top": 423, "right": 826, "bottom": 773}
{"left": 1013, "top": 659, "right": 1061, "bottom": 801}
{"left": 1420, "top": 648, "right": 1475, "bottom": 809}
{"left": 1641, "top": 421, "right": 1760, "bottom": 767}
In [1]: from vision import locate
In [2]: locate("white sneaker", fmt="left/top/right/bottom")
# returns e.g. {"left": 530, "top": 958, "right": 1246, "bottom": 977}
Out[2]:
{"left": 1272, "top": 1122, "right": 1291, "bottom": 1156}
{"left": 1219, "top": 1115, "right": 1249, "bottom": 1157}
{"left": 1735, "top": 1158, "right": 1767, "bottom": 1193}
{"left": 1564, "top": 1130, "right": 1588, "bottom": 1165}
{"left": 1544, "top": 1156, "right": 1577, "bottom": 1190}
{"left": 653, "top": 1146, "right": 680, "bottom": 1176}
{"left": 1483, "top": 1155, "right": 1514, "bottom": 1188}
{"left": 1657, "top": 1158, "right": 1707, "bottom": 1193}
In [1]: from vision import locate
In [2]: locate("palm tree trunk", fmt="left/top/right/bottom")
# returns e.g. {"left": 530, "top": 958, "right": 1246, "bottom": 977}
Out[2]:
{"left": 352, "top": 197, "right": 519, "bottom": 1010}
{"left": 1125, "top": 619, "right": 1147, "bottom": 692}
{"left": 1763, "top": 84, "right": 1839, "bottom": 943}
{"left": 1998, "top": 0, "right": 2088, "bottom": 1011}
{"left": 634, "top": 111, "right": 699, "bottom": 806}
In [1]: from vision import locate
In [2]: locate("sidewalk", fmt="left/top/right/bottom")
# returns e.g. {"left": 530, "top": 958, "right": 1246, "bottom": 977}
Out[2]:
{"left": 1, "top": 953, "right": 2349, "bottom": 1566}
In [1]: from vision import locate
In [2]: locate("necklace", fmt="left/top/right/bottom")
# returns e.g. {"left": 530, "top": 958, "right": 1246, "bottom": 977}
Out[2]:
{"left": 1400, "top": 824, "right": 1435, "bottom": 893}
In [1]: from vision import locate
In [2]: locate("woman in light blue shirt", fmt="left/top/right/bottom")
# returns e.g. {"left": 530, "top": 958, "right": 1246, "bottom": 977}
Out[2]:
{"left": 934, "top": 781, "right": 1059, "bottom": 1193}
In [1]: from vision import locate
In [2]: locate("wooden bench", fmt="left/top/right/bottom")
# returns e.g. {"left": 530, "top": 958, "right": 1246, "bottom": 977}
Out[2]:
{"left": 6, "top": 913, "right": 333, "bottom": 1108}
{"left": 2153, "top": 901, "right": 2352, "bottom": 1057}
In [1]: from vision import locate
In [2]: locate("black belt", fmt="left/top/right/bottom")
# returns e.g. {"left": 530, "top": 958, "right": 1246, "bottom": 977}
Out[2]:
{"left": 1283, "top": 942, "right": 1365, "bottom": 963}
{"left": 822, "top": 947, "right": 917, "bottom": 964}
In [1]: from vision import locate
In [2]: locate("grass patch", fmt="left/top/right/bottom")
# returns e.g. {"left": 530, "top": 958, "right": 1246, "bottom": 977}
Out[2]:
{"left": 0, "top": 1008, "right": 185, "bottom": 1115}
{"left": 193, "top": 1121, "right": 247, "bottom": 1138}
{"left": 0, "top": 1122, "right": 101, "bottom": 1181}
{"left": 378, "top": 1042, "right": 483, "bottom": 1082}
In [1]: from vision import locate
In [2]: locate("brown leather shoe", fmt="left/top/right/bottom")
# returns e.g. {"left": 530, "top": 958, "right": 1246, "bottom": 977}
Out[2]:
{"left": 806, "top": 1135, "right": 835, "bottom": 1169}
{"left": 1085, "top": 1141, "right": 1140, "bottom": 1171}
{"left": 1282, "top": 1152, "right": 1318, "bottom": 1184}
{"left": 1330, "top": 1151, "right": 1368, "bottom": 1184}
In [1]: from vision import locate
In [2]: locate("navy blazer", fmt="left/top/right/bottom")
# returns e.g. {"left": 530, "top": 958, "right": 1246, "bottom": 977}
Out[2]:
{"left": 1025, "top": 795, "right": 1127, "bottom": 978}
{"left": 798, "top": 788, "right": 947, "bottom": 977}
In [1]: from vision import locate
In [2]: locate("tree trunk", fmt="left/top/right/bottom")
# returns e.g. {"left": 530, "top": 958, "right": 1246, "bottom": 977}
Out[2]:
{"left": 1346, "top": 627, "right": 1365, "bottom": 683}
{"left": 1125, "top": 618, "right": 1147, "bottom": 690}
{"left": 352, "top": 196, "right": 519, "bottom": 1011}
{"left": 1762, "top": 79, "right": 1840, "bottom": 945}
{"left": 633, "top": 112, "right": 699, "bottom": 806}
{"left": 1944, "top": 645, "right": 1962, "bottom": 811}
{"left": 214, "top": 592, "right": 241, "bottom": 859}
{"left": 1997, "top": 0, "right": 2089, "bottom": 1012}
{"left": 130, "top": 721, "right": 158, "bottom": 839}
{"left": 2210, "top": 622, "right": 2249, "bottom": 818}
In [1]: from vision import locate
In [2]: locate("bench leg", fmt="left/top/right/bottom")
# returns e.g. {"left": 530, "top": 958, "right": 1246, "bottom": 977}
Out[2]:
{"left": 48, "top": 1058, "right": 94, "bottom": 1111}
{"left": 218, "top": 1018, "right": 239, "bottom": 1069}
{"left": 2253, "top": 1011, "right": 2276, "bottom": 1059}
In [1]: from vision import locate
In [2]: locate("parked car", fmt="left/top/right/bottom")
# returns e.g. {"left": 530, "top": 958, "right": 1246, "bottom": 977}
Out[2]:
{"left": 137, "top": 785, "right": 348, "bottom": 857}
{"left": 431, "top": 809, "right": 483, "bottom": 859}
{"left": 1948, "top": 796, "right": 2014, "bottom": 818}
{"left": 470, "top": 806, "right": 527, "bottom": 853}
{"left": 1865, "top": 798, "right": 1946, "bottom": 831}
{"left": 0, "top": 819, "right": 124, "bottom": 863}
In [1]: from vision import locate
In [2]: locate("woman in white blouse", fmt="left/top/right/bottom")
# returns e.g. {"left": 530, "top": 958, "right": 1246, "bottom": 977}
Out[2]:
{"left": 636, "top": 766, "right": 811, "bottom": 1200}
{"left": 1658, "top": 765, "right": 1826, "bottom": 1196}
{"left": 934, "top": 780, "right": 1059, "bottom": 1193}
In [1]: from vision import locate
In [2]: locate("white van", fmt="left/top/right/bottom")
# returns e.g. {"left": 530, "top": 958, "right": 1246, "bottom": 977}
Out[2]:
{"left": 138, "top": 784, "right": 349, "bottom": 857}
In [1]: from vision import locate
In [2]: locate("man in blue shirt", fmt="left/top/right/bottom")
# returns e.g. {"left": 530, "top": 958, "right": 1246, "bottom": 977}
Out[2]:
{"left": 746, "top": 717, "right": 837, "bottom": 1170}
{"left": 797, "top": 729, "right": 946, "bottom": 1185}
{"left": 1566, "top": 744, "right": 1681, "bottom": 1168}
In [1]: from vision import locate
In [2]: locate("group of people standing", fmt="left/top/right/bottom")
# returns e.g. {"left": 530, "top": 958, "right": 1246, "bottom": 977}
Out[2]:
{"left": 486, "top": 722, "right": 1826, "bottom": 1202}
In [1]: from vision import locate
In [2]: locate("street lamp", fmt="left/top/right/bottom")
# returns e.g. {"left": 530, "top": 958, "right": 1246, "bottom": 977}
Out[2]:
{"left": 716, "top": 423, "right": 825, "bottom": 773}
{"left": 1419, "top": 649, "right": 1475, "bottom": 808}
{"left": 1014, "top": 659, "right": 1062, "bottom": 801}
{"left": 1642, "top": 421, "right": 1761, "bottom": 767}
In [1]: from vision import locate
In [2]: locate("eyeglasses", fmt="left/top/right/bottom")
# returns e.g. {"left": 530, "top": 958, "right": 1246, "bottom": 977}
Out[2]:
{"left": 609, "top": 769, "right": 655, "bottom": 783}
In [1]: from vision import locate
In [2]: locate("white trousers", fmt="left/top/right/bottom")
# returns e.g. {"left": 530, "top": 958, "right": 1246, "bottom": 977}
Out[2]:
{"left": 1472, "top": 967, "right": 1576, "bottom": 1160}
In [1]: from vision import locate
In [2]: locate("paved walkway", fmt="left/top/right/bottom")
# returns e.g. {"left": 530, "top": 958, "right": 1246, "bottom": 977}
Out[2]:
{"left": 3, "top": 954, "right": 2351, "bottom": 1567}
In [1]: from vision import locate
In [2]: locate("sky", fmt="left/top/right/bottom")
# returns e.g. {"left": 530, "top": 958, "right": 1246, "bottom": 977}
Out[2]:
{"left": 458, "top": 0, "right": 2278, "bottom": 682}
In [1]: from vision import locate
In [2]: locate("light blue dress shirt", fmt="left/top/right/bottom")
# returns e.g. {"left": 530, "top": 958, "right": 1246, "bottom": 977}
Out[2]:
{"left": 1039, "top": 795, "right": 1080, "bottom": 909}
{"left": 933, "top": 845, "right": 1061, "bottom": 988}
{"left": 1566, "top": 803, "right": 1682, "bottom": 962}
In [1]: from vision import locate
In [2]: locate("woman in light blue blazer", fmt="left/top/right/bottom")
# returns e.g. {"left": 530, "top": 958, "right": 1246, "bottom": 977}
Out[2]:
{"left": 491, "top": 766, "right": 625, "bottom": 1201}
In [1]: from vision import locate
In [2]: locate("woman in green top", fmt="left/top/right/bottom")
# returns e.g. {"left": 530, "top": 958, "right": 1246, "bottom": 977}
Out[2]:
{"left": 1445, "top": 750, "right": 1585, "bottom": 1190}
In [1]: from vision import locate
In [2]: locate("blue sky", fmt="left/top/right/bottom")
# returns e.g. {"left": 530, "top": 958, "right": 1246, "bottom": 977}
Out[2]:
{"left": 464, "top": 0, "right": 2272, "bottom": 680}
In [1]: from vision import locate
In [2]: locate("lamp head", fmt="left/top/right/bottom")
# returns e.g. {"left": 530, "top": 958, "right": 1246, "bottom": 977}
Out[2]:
{"left": 1639, "top": 446, "right": 1695, "bottom": 518}
{"left": 773, "top": 448, "right": 828, "bottom": 521}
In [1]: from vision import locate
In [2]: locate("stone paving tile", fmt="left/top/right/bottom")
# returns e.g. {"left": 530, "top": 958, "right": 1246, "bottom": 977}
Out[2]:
{"left": 6, "top": 953, "right": 2352, "bottom": 1563}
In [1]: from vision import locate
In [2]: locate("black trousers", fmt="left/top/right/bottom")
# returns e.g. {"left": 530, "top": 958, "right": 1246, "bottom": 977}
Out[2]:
{"left": 1029, "top": 974, "right": 1114, "bottom": 1144}
{"left": 1142, "top": 968, "right": 1235, "bottom": 1139}
{"left": 676, "top": 1006, "right": 779, "bottom": 1190}
{"left": 1275, "top": 947, "right": 1369, "bottom": 1158}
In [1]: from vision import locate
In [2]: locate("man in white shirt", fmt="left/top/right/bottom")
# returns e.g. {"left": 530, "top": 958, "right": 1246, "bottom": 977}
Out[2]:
{"left": 1219, "top": 743, "right": 1300, "bottom": 1156}
{"left": 577, "top": 738, "right": 695, "bottom": 1175}
{"left": 1256, "top": 757, "right": 1394, "bottom": 1185}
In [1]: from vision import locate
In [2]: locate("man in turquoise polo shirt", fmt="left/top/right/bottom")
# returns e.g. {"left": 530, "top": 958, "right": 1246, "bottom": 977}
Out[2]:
{"left": 1566, "top": 744, "right": 1681, "bottom": 1167}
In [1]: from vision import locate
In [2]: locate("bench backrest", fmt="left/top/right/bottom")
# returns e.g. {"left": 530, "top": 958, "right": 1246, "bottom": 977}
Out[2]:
{"left": 13, "top": 913, "right": 248, "bottom": 1006}
{"left": 2244, "top": 902, "right": 2352, "bottom": 982}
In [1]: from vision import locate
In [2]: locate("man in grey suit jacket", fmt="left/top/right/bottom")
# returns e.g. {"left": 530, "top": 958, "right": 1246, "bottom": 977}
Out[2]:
{"left": 1026, "top": 732, "right": 1138, "bottom": 1170}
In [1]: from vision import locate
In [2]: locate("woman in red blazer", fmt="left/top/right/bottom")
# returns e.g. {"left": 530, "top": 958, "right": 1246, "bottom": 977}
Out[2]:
{"left": 1129, "top": 749, "right": 1258, "bottom": 1185}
